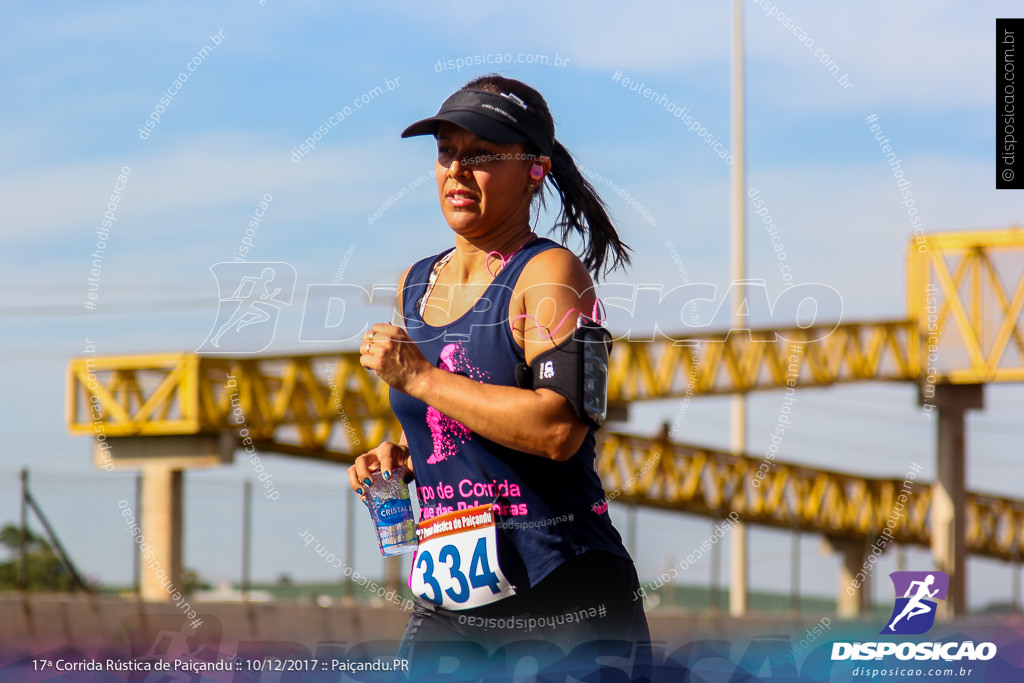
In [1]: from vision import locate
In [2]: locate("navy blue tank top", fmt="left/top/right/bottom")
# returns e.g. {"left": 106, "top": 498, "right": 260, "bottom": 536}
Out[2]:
{"left": 390, "top": 237, "right": 630, "bottom": 591}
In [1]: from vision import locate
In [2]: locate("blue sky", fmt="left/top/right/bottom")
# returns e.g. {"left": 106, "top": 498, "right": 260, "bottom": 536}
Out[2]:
{"left": 2, "top": 1, "right": 1022, "bottom": 609}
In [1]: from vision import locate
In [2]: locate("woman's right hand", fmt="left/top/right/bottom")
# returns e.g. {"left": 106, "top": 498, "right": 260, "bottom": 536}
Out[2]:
{"left": 347, "top": 441, "right": 413, "bottom": 498}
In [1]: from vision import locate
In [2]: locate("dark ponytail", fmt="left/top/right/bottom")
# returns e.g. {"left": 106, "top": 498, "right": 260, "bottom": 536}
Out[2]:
{"left": 546, "top": 140, "right": 631, "bottom": 277}
{"left": 461, "top": 75, "right": 632, "bottom": 279}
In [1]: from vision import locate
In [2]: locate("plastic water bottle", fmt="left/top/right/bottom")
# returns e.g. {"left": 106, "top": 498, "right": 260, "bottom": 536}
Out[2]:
{"left": 364, "top": 467, "right": 417, "bottom": 556}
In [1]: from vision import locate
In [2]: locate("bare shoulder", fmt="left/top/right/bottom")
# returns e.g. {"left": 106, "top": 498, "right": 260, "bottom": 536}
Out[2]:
{"left": 517, "top": 244, "right": 594, "bottom": 298}
{"left": 513, "top": 245, "right": 597, "bottom": 352}
{"left": 396, "top": 264, "right": 413, "bottom": 316}
{"left": 397, "top": 264, "right": 413, "bottom": 289}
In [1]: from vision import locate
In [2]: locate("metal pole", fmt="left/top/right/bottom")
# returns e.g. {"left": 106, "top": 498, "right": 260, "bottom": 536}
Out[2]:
{"left": 790, "top": 526, "right": 800, "bottom": 614}
{"left": 729, "top": 0, "right": 749, "bottom": 618}
{"left": 242, "top": 479, "right": 252, "bottom": 600}
{"left": 863, "top": 536, "right": 873, "bottom": 615}
{"left": 628, "top": 503, "right": 638, "bottom": 559}
{"left": 133, "top": 473, "right": 142, "bottom": 597}
{"left": 666, "top": 553, "right": 676, "bottom": 609}
{"left": 18, "top": 469, "right": 27, "bottom": 592}
{"left": 25, "top": 486, "right": 89, "bottom": 592}
{"left": 1012, "top": 545, "right": 1021, "bottom": 615}
{"left": 710, "top": 518, "right": 721, "bottom": 612}
{"left": 345, "top": 485, "right": 355, "bottom": 602}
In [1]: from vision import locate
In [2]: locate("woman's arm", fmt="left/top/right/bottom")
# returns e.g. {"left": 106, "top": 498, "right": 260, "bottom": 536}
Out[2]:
{"left": 348, "top": 266, "right": 417, "bottom": 497}
{"left": 361, "top": 248, "right": 595, "bottom": 461}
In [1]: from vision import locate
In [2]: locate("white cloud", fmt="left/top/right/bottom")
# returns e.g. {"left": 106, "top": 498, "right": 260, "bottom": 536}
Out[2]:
{"left": 0, "top": 132, "right": 408, "bottom": 242}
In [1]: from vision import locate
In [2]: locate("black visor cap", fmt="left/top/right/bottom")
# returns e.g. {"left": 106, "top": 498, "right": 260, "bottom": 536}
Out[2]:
{"left": 401, "top": 89, "right": 552, "bottom": 156}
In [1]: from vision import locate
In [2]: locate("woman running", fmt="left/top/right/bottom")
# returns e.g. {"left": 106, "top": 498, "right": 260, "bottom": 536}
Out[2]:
{"left": 349, "top": 74, "right": 650, "bottom": 681}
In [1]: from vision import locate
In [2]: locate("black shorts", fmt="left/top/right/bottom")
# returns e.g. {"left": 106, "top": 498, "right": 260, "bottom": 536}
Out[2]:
{"left": 397, "top": 551, "right": 652, "bottom": 682}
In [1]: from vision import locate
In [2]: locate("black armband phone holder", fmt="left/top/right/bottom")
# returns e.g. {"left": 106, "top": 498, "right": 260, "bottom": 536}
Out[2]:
{"left": 515, "top": 321, "right": 613, "bottom": 429}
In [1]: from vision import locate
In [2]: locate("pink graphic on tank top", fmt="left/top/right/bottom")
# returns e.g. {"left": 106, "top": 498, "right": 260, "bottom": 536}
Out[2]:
{"left": 425, "top": 343, "right": 490, "bottom": 465}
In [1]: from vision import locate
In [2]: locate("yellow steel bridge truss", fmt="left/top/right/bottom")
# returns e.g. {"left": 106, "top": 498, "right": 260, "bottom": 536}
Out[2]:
{"left": 67, "top": 228, "right": 1024, "bottom": 560}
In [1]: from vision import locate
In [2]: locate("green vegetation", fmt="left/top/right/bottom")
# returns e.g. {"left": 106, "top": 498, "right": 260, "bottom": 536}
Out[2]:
{"left": 0, "top": 524, "right": 78, "bottom": 591}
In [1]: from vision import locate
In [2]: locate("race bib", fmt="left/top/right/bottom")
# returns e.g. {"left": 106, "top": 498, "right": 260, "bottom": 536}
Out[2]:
{"left": 408, "top": 504, "right": 516, "bottom": 610}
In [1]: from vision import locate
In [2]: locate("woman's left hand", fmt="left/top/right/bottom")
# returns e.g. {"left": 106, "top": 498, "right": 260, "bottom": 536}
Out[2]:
{"left": 359, "top": 322, "right": 434, "bottom": 394}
